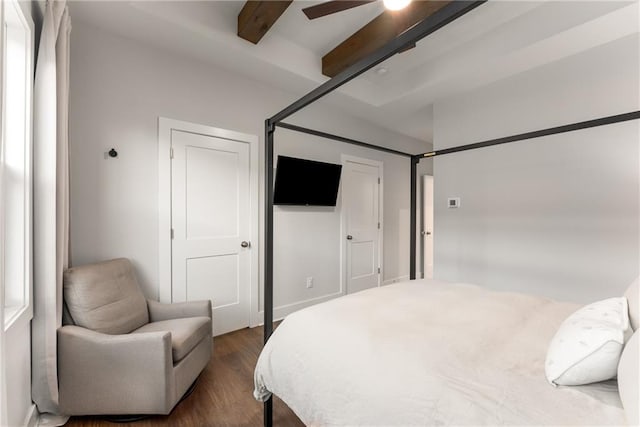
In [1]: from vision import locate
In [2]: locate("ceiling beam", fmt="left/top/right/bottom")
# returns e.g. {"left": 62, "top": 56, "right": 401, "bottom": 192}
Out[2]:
{"left": 302, "top": 1, "right": 376, "bottom": 20}
{"left": 322, "top": 0, "right": 452, "bottom": 77}
{"left": 238, "top": 1, "right": 293, "bottom": 44}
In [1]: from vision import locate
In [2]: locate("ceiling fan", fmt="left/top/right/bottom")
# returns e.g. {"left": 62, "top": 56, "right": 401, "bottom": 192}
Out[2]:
{"left": 302, "top": 0, "right": 411, "bottom": 20}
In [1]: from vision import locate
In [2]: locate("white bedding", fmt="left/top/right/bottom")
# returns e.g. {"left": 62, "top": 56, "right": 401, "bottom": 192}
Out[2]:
{"left": 254, "top": 280, "right": 627, "bottom": 426}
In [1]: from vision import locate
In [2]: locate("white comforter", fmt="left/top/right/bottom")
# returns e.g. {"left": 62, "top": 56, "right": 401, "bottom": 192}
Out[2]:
{"left": 254, "top": 280, "right": 627, "bottom": 426}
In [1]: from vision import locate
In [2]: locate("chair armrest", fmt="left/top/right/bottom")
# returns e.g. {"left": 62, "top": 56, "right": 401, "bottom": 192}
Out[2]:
{"left": 147, "top": 299, "right": 212, "bottom": 322}
{"left": 57, "top": 325, "right": 173, "bottom": 415}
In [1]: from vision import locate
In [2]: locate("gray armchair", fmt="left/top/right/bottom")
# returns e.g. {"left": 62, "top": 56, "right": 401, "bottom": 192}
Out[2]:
{"left": 57, "top": 258, "right": 212, "bottom": 416}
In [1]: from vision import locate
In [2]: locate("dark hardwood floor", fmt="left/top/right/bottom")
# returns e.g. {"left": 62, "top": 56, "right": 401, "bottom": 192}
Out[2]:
{"left": 65, "top": 325, "right": 304, "bottom": 427}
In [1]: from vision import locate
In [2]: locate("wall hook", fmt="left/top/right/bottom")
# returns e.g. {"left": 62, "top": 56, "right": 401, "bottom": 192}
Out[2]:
{"left": 108, "top": 148, "right": 118, "bottom": 158}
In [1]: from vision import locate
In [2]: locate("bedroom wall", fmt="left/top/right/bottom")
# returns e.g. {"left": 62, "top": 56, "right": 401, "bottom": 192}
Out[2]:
{"left": 68, "top": 19, "right": 430, "bottom": 324}
{"left": 432, "top": 34, "right": 639, "bottom": 303}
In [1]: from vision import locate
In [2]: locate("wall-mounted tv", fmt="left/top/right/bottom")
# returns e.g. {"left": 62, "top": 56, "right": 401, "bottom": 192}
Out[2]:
{"left": 273, "top": 156, "right": 342, "bottom": 206}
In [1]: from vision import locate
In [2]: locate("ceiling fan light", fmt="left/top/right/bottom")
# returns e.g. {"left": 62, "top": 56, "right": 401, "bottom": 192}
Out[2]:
{"left": 383, "top": 0, "right": 411, "bottom": 11}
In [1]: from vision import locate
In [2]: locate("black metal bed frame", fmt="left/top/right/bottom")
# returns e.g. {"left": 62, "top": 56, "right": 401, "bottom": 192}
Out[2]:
{"left": 261, "top": 1, "right": 639, "bottom": 425}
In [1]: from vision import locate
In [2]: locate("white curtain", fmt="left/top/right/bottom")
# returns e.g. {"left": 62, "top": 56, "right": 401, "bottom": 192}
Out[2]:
{"left": 31, "top": 0, "right": 71, "bottom": 422}
{"left": 0, "top": 4, "right": 7, "bottom": 426}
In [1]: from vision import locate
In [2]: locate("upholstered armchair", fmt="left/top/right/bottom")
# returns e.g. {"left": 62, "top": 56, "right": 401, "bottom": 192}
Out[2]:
{"left": 57, "top": 258, "right": 212, "bottom": 416}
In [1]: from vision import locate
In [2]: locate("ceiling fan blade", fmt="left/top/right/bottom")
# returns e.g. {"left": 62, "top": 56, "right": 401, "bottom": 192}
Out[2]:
{"left": 302, "top": 1, "right": 376, "bottom": 20}
{"left": 397, "top": 42, "right": 416, "bottom": 53}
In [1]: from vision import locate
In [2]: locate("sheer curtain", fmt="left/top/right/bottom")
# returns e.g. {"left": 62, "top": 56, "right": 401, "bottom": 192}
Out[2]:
{"left": 31, "top": 0, "right": 71, "bottom": 422}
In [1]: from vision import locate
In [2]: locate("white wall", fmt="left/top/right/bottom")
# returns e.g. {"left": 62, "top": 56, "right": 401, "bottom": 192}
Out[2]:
{"left": 433, "top": 34, "right": 639, "bottom": 303}
{"left": 272, "top": 130, "right": 414, "bottom": 312}
{"left": 68, "top": 19, "right": 429, "bottom": 323}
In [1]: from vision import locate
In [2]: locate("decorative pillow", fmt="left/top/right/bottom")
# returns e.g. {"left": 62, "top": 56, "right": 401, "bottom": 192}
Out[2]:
{"left": 624, "top": 277, "right": 638, "bottom": 331}
{"left": 545, "top": 297, "right": 629, "bottom": 386}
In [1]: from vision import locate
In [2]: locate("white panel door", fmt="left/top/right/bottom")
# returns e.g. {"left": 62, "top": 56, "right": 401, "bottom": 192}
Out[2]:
{"left": 171, "top": 130, "right": 250, "bottom": 336}
{"left": 422, "top": 175, "right": 434, "bottom": 279}
{"left": 343, "top": 160, "right": 381, "bottom": 294}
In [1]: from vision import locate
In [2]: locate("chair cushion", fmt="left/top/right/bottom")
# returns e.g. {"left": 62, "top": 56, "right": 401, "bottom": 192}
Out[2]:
{"left": 132, "top": 317, "right": 211, "bottom": 362}
{"left": 63, "top": 258, "right": 149, "bottom": 334}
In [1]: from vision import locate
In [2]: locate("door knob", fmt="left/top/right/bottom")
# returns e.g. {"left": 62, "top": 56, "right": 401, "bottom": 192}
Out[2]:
{"left": 241, "top": 241, "right": 251, "bottom": 248}
{"left": 346, "top": 235, "right": 353, "bottom": 240}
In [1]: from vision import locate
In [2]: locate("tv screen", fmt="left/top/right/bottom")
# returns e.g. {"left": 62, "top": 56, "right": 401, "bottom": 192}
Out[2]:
{"left": 273, "top": 156, "right": 342, "bottom": 206}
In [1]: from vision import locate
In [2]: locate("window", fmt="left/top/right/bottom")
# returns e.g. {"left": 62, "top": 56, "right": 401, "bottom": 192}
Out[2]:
{"left": 1, "top": 0, "right": 33, "bottom": 328}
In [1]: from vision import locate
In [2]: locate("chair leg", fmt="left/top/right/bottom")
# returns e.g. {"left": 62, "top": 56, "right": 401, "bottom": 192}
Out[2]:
{"left": 99, "top": 414, "right": 149, "bottom": 423}
{"left": 179, "top": 376, "right": 199, "bottom": 403}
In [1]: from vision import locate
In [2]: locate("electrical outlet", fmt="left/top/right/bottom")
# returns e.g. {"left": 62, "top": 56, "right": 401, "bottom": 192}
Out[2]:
{"left": 447, "top": 197, "right": 461, "bottom": 208}
{"left": 306, "top": 277, "right": 314, "bottom": 288}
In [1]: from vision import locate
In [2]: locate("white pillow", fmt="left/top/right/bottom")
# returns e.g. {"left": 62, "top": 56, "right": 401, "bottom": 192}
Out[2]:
{"left": 624, "top": 277, "right": 639, "bottom": 331}
{"left": 618, "top": 331, "right": 639, "bottom": 426}
{"left": 545, "top": 297, "right": 630, "bottom": 386}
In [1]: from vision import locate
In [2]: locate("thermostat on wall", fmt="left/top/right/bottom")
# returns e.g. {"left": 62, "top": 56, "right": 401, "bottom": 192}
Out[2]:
{"left": 447, "top": 197, "right": 461, "bottom": 208}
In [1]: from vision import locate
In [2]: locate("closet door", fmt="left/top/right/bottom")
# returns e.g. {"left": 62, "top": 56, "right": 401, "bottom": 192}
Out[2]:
{"left": 342, "top": 158, "right": 382, "bottom": 294}
{"left": 171, "top": 130, "right": 251, "bottom": 336}
{"left": 423, "top": 175, "right": 434, "bottom": 279}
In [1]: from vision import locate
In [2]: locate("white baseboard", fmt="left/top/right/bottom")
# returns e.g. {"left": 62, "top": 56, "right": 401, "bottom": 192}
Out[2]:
{"left": 255, "top": 290, "right": 345, "bottom": 326}
{"left": 253, "top": 276, "right": 425, "bottom": 327}
{"left": 382, "top": 275, "right": 411, "bottom": 286}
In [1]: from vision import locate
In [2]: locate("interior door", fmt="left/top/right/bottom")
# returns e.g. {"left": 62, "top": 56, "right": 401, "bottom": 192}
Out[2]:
{"left": 343, "top": 159, "right": 381, "bottom": 294}
{"left": 171, "top": 130, "right": 250, "bottom": 336}
{"left": 422, "top": 175, "right": 434, "bottom": 279}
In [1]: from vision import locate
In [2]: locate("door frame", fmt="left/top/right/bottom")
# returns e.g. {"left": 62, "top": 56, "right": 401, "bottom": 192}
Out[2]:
{"left": 340, "top": 155, "right": 384, "bottom": 293}
{"left": 157, "top": 118, "right": 259, "bottom": 322}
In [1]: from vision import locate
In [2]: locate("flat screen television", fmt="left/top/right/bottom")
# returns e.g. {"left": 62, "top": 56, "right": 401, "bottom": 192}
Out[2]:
{"left": 273, "top": 156, "right": 342, "bottom": 206}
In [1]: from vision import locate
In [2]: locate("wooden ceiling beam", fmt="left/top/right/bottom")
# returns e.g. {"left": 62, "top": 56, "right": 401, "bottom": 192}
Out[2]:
{"left": 322, "top": 0, "right": 452, "bottom": 77}
{"left": 238, "top": 1, "right": 293, "bottom": 44}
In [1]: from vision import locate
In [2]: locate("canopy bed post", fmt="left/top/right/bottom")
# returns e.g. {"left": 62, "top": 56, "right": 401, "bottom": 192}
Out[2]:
{"left": 258, "top": 108, "right": 639, "bottom": 427}
{"left": 261, "top": 4, "right": 488, "bottom": 426}
{"left": 264, "top": 119, "right": 275, "bottom": 427}
{"left": 264, "top": 118, "right": 275, "bottom": 344}
{"left": 258, "top": 0, "right": 639, "bottom": 422}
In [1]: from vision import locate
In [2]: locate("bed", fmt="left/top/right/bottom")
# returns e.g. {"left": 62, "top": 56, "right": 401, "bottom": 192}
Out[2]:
{"left": 254, "top": 279, "right": 635, "bottom": 426}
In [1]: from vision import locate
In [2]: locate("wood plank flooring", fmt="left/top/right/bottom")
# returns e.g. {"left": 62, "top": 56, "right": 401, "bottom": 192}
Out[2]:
{"left": 65, "top": 325, "right": 304, "bottom": 427}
